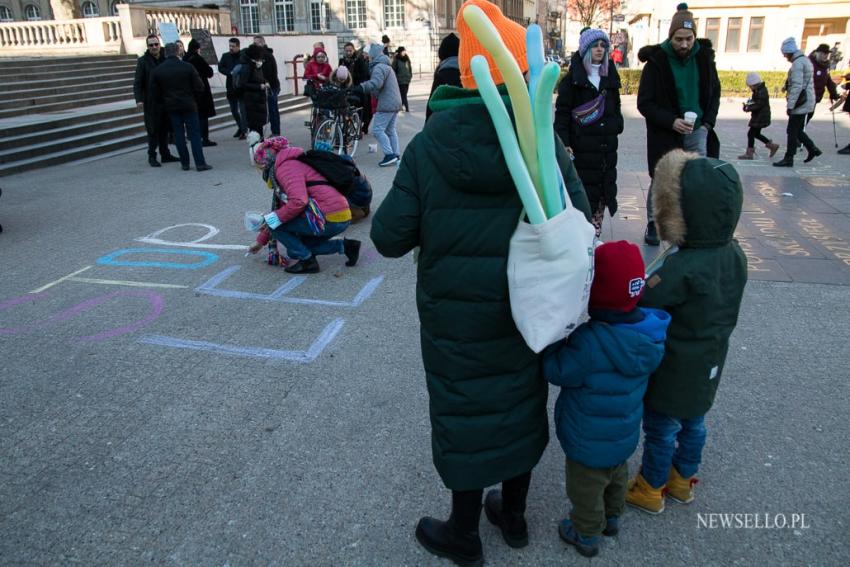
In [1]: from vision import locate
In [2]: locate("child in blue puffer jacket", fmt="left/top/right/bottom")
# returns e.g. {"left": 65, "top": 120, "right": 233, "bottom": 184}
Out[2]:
{"left": 543, "top": 241, "right": 670, "bottom": 558}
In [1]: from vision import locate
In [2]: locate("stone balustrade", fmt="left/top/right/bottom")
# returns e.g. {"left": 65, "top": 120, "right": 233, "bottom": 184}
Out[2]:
{"left": 0, "top": 5, "right": 231, "bottom": 57}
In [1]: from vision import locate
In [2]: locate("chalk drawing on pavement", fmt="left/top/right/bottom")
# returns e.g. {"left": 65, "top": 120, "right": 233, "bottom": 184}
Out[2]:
{"left": 136, "top": 223, "right": 248, "bottom": 250}
{"left": 97, "top": 248, "right": 219, "bottom": 270}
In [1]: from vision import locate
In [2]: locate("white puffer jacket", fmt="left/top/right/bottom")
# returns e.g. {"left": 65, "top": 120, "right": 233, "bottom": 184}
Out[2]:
{"left": 786, "top": 51, "right": 816, "bottom": 115}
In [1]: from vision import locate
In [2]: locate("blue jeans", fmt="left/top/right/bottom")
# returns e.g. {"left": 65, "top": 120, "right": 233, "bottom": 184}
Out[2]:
{"left": 267, "top": 89, "right": 281, "bottom": 136}
{"left": 371, "top": 111, "right": 399, "bottom": 157}
{"left": 227, "top": 94, "right": 244, "bottom": 133}
{"left": 168, "top": 111, "right": 206, "bottom": 167}
{"left": 640, "top": 408, "right": 707, "bottom": 489}
{"left": 270, "top": 217, "right": 349, "bottom": 260}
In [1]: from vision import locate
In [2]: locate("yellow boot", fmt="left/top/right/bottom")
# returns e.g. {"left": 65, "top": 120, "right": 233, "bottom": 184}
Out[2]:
{"left": 625, "top": 473, "right": 665, "bottom": 514}
{"left": 667, "top": 468, "right": 698, "bottom": 504}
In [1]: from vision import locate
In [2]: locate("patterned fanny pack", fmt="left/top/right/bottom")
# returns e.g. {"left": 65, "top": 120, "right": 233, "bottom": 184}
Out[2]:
{"left": 572, "top": 90, "right": 606, "bottom": 126}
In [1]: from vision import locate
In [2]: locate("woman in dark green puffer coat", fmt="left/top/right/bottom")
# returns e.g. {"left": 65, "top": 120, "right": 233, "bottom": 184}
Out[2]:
{"left": 370, "top": 85, "right": 591, "bottom": 564}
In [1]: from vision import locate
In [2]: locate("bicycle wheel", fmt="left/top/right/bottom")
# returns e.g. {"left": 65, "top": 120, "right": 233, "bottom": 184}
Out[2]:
{"left": 344, "top": 111, "right": 362, "bottom": 157}
{"left": 314, "top": 118, "right": 343, "bottom": 153}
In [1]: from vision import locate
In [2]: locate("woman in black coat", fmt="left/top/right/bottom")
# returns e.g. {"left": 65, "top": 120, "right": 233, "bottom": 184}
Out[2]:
{"left": 237, "top": 44, "right": 269, "bottom": 138}
{"left": 184, "top": 39, "right": 217, "bottom": 146}
{"left": 426, "top": 33, "right": 461, "bottom": 121}
{"left": 554, "top": 29, "right": 624, "bottom": 236}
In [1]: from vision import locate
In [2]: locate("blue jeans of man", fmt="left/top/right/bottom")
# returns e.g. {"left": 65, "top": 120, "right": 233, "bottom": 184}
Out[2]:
{"left": 371, "top": 111, "right": 399, "bottom": 157}
{"left": 227, "top": 94, "right": 244, "bottom": 133}
{"left": 270, "top": 217, "right": 349, "bottom": 260}
{"left": 640, "top": 407, "right": 707, "bottom": 489}
{"left": 168, "top": 111, "right": 206, "bottom": 167}
{"left": 267, "top": 89, "right": 281, "bottom": 136}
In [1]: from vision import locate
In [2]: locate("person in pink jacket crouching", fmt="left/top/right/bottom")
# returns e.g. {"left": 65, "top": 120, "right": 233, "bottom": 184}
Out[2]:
{"left": 248, "top": 144, "right": 361, "bottom": 273}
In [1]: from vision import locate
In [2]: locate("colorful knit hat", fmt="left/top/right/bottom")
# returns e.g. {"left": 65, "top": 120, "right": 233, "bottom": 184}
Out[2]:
{"left": 668, "top": 3, "right": 696, "bottom": 38}
{"left": 579, "top": 28, "right": 610, "bottom": 57}
{"left": 252, "top": 135, "right": 290, "bottom": 169}
{"left": 456, "top": 0, "right": 528, "bottom": 89}
{"left": 589, "top": 241, "right": 646, "bottom": 313}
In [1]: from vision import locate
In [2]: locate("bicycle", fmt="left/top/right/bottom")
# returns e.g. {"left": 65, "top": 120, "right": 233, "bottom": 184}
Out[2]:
{"left": 306, "top": 83, "right": 363, "bottom": 157}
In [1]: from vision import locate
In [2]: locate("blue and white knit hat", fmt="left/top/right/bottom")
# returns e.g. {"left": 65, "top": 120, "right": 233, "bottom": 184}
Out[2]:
{"left": 579, "top": 28, "right": 610, "bottom": 57}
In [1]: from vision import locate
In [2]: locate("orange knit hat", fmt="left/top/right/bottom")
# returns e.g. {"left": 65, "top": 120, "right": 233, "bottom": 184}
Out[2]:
{"left": 456, "top": 0, "right": 528, "bottom": 89}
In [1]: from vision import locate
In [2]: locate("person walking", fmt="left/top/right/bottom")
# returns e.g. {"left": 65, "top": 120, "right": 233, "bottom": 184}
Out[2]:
{"left": 237, "top": 43, "right": 269, "bottom": 139}
{"left": 150, "top": 43, "right": 211, "bottom": 172}
{"left": 392, "top": 47, "right": 413, "bottom": 112}
{"left": 839, "top": 73, "right": 850, "bottom": 155}
{"left": 253, "top": 36, "right": 281, "bottom": 136}
{"left": 808, "top": 44, "right": 840, "bottom": 126}
{"left": 218, "top": 38, "right": 245, "bottom": 139}
{"left": 738, "top": 72, "right": 779, "bottom": 160}
{"left": 134, "top": 34, "right": 178, "bottom": 167}
{"left": 426, "top": 33, "right": 461, "bottom": 121}
{"left": 774, "top": 37, "right": 820, "bottom": 167}
{"left": 370, "top": 2, "right": 593, "bottom": 565}
{"left": 184, "top": 39, "right": 217, "bottom": 147}
{"left": 340, "top": 42, "right": 372, "bottom": 133}
{"left": 555, "top": 27, "right": 624, "bottom": 237}
{"left": 636, "top": 2, "right": 720, "bottom": 245}
{"left": 353, "top": 43, "right": 402, "bottom": 167}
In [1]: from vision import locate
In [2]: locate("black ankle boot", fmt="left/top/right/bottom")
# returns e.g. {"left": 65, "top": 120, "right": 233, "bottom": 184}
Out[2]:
{"left": 644, "top": 221, "right": 659, "bottom": 246}
{"left": 284, "top": 256, "right": 320, "bottom": 274}
{"left": 484, "top": 489, "right": 528, "bottom": 548}
{"left": 415, "top": 516, "right": 483, "bottom": 567}
{"left": 773, "top": 156, "right": 794, "bottom": 167}
{"left": 343, "top": 238, "right": 361, "bottom": 266}
{"left": 804, "top": 147, "right": 822, "bottom": 163}
{"left": 839, "top": 144, "right": 850, "bottom": 155}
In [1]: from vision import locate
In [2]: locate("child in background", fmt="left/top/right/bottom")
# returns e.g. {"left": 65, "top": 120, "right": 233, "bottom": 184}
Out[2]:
{"left": 543, "top": 241, "right": 670, "bottom": 558}
{"left": 626, "top": 150, "right": 747, "bottom": 514}
{"left": 331, "top": 66, "right": 353, "bottom": 88}
{"left": 738, "top": 72, "right": 780, "bottom": 159}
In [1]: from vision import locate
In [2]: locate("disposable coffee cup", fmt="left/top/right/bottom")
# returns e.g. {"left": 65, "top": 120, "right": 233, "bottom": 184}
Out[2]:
{"left": 368, "top": 143, "right": 378, "bottom": 153}
{"left": 683, "top": 111, "right": 697, "bottom": 126}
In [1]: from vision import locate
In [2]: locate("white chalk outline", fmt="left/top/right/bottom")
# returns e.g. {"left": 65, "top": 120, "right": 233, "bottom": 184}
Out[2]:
{"left": 70, "top": 278, "right": 189, "bottom": 289}
{"left": 136, "top": 223, "right": 248, "bottom": 250}
{"left": 137, "top": 318, "right": 345, "bottom": 363}
{"left": 29, "top": 266, "right": 92, "bottom": 294}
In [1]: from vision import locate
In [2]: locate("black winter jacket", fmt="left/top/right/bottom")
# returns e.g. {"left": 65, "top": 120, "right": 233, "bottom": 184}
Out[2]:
{"left": 555, "top": 56, "right": 624, "bottom": 214}
{"left": 237, "top": 56, "right": 268, "bottom": 131}
{"left": 218, "top": 50, "right": 241, "bottom": 96}
{"left": 637, "top": 39, "right": 721, "bottom": 177}
{"left": 339, "top": 53, "right": 370, "bottom": 85}
{"left": 260, "top": 47, "right": 281, "bottom": 92}
{"left": 184, "top": 51, "right": 216, "bottom": 118}
{"left": 150, "top": 56, "right": 204, "bottom": 113}
{"left": 133, "top": 50, "right": 164, "bottom": 104}
{"left": 743, "top": 83, "right": 771, "bottom": 129}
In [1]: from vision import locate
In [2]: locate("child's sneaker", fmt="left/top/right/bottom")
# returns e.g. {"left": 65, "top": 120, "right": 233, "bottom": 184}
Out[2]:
{"left": 625, "top": 473, "right": 665, "bottom": 514}
{"left": 602, "top": 516, "right": 619, "bottom": 536}
{"left": 558, "top": 518, "right": 600, "bottom": 558}
{"left": 667, "top": 468, "right": 698, "bottom": 504}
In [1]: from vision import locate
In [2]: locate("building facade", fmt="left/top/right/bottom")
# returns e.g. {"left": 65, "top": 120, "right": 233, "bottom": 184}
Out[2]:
{"left": 625, "top": 0, "right": 850, "bottom": 71}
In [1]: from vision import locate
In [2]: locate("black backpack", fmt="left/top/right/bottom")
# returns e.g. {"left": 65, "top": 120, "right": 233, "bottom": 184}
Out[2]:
{"left": 297, "top": 150, "right": 359, "bottom": 196}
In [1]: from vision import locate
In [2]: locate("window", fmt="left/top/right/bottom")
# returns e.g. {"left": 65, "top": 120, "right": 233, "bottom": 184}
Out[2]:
{"left": 274, "top": 0, "right": 294, "bottom": 32}
{"left": 82, "top": 1, "right": 100, "bottom": 17}
{"left": 310, "top": 0, "right": 329, "bottom": 31}
{"left": 747, "top": 17, "right": 764, "bottom": 53}
{"left": 705, "top": 17, "right": 720, "bottom": 47}
{"left": 346, "top": 0, "right": 366, "bottom": 29}
{"left": 25, "top": 4, "right": 40, "bottom": 20}
{"left": 0, "top": 5, "right": 12, "bottom": 22}
{"left": 725, "top": 17, "right": 742, "bottom": 52}
{"left": 384, "top": 0, "right": 404, "bottom": 28}
{"left": 240, "top": 0, "right": 259, "bottom": 34}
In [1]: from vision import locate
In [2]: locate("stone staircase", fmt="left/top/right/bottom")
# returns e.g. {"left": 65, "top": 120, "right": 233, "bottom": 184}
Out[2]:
{"left": 0, "top": 54, "right": 312, "bottom": 177}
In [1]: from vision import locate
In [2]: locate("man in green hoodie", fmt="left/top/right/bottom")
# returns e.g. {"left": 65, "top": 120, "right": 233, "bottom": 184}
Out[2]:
{"left": 637, "top": 3, "right": 720, "bottom": 246}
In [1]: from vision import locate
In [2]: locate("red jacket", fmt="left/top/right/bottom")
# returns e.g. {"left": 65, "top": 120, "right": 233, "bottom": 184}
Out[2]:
{"left": 304, "top": 48, "right": 333, "bottom": 85}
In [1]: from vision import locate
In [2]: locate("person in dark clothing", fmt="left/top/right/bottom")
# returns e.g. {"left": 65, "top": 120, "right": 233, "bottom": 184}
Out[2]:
{"left": 381, "top": 34, "right": 391, "bottom": 56}
{"left": 426, "top": 33, "right": 461, "bottom": 121}
{"left": 774, "top": 37, "right": 819, "bottom": 167}
{"left": 184, "top": 39, "right": 217, "bottom": 147}
{"left": 218, "top": 37, "right": 245, "bottom": 139}
{"left": 636, "top": 3, "right": 720, "bottom": 246}
{"left": 340, "top": 42, "right": 373, "bottom": 134}
{"left": 555, "top": 28, "right": 624, "bottom": 237}
{"left": 839, "top": 73, "right": 850, "bottom": 154}
{"left": 738, "top": 72, "right": 779, "bottom": 159}
{"left": 807, "top": 44, "right": 840, "bottom": 126}
{"left": 237, "top": 43, "right": 269, "bottom": 138}
{"left": 134, "top": 34, "right": 178, "bottom": 167}
{"left": 392, "top": 47, "right": 413, "bottom": 112}
{"left": 254, "top": 36, "right": 281, "bottom": 136}
{"left": 150, "top": 43, "right": 211, "bottom": 171}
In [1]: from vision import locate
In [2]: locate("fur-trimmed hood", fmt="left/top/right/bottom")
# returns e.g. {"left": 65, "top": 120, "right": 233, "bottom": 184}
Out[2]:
{"left": 651, "top": 150, "right": 742, "bottom": 247}
{"left": 638, "top": 38, "right": 714, "bottom": 64}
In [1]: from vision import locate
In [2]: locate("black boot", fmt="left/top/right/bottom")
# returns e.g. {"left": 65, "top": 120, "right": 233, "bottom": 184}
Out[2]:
{"left": 644, "top": 221, "right": 660, "bottom": 246}
{"left": 803, "top": 147, "right": 822, "bottom": 163}
{"left": 773, "top": 156, "right": 794, "bottom": 167}
{"left": 161, "top": 154, "right": 180, "bottom": 163}
{"left": 343, "top": 238, "right": 361, "bottom": 266}
{"left": 839, "top": 144, "right": 850, "bottom": 155}
{"left": 485, "top": 490, "right": 528, "bottom": 548}
{"left": 148, "top": 156, "right": 161, "bottom": 167}
{"left": 284, "top": 256, "right": 320, "bottom": 274}
{"left": 415, "top": 490, "right": 483, "bottom": 567}
{"left": 233, "top": 128, "right": 243, "bottom": 138}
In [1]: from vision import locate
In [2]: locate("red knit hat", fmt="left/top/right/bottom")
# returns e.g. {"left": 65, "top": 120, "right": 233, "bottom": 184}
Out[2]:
{"left": 589, "top": 241, "right": 646, "bottom": 312}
